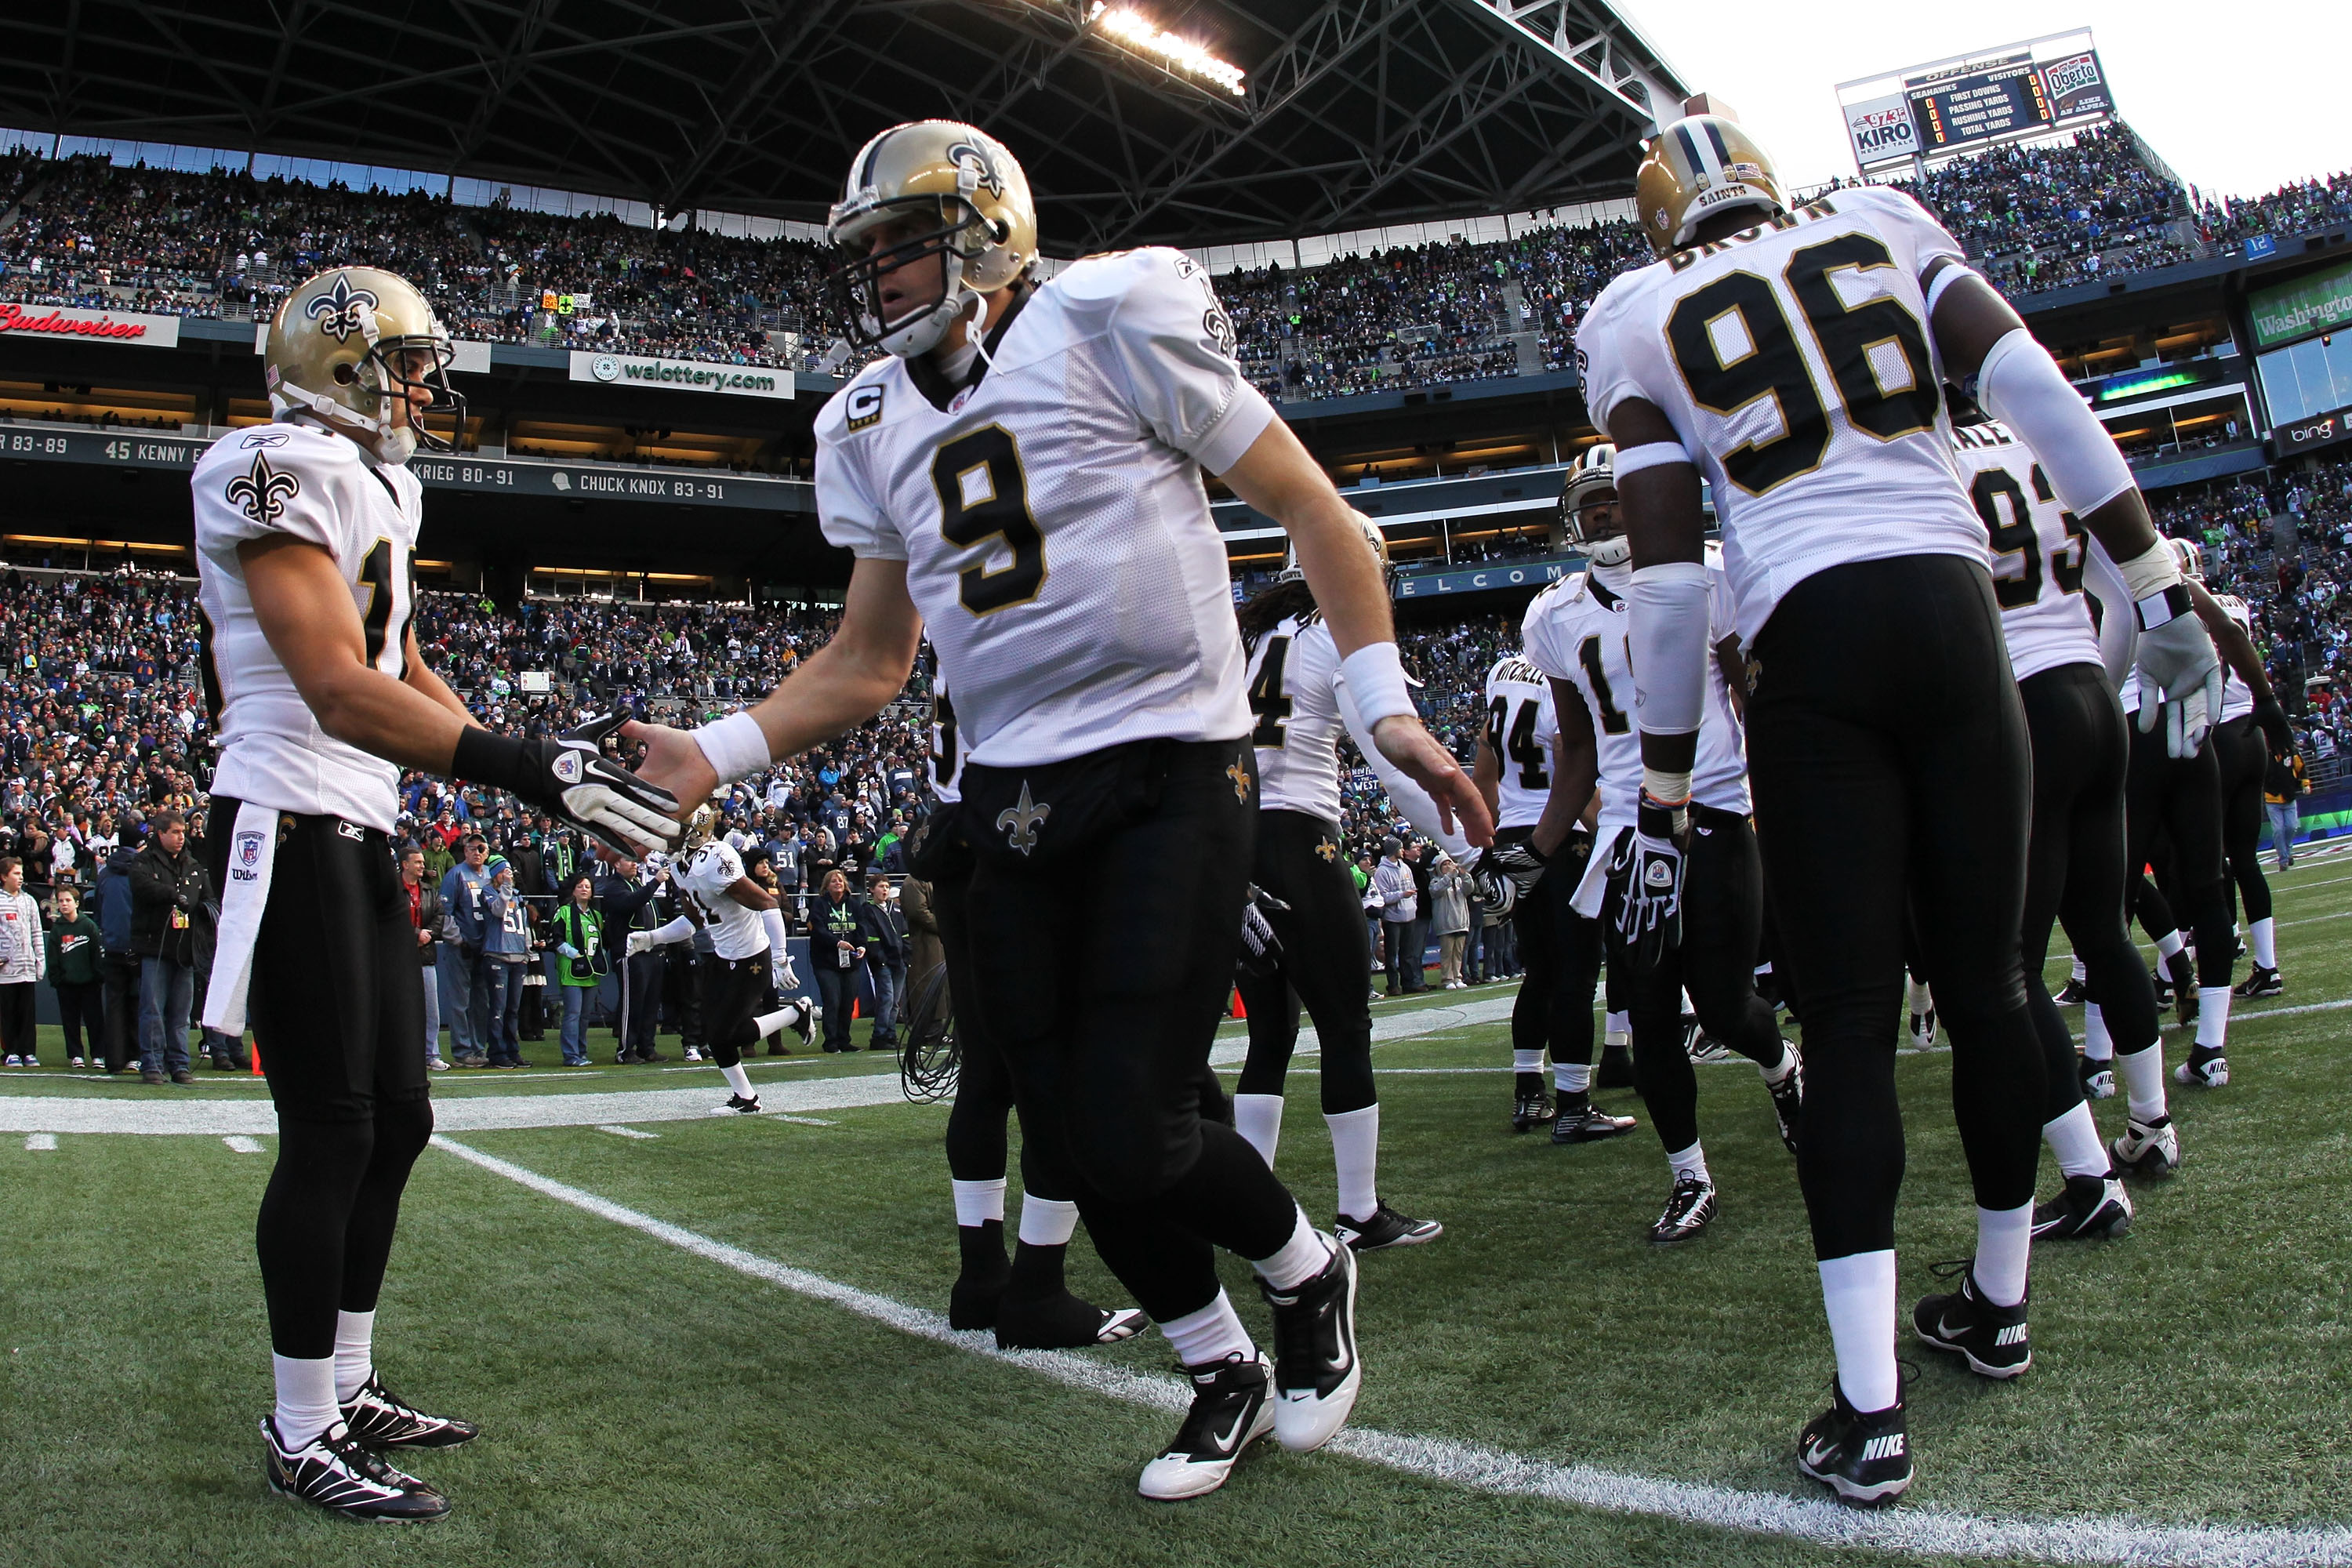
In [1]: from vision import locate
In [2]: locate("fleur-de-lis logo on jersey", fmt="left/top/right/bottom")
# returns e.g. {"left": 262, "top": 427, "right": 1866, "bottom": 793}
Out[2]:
{"left": 1315, "top": 839, "right": 1338, "bottom": 864}
{"left": 304, "top": 272, "right": 379, "bottom": 344}
{"left": 224, "top": 452, "right": 299, "bottom": 527}
{"left": 1226, "top": 760, "right": 1252, "bottom": 803}
{"left": 996, "top": 780, "right": 1050, "bottom": 857}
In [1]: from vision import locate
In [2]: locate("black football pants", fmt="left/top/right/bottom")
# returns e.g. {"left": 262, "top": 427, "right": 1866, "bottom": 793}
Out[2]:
{"left": 2212, "top": 714, "right": 2272, "bottom": 928}
{"left": 1747, "top": 556, "right": 2045, "bottom": 1262}
{"left": 2016, "top": 662, "right": 2160, "bottom": 1123}
{"left": 1236, "top": 810, "right": 1376, "bottom": 1116}
{"left": 2125, "top": 720, "right": 2234, "bottom": 990}
{"left": 1508, "top": 826, "right": 1602, "bottom": 1071}
{"left": 1603, "top": 806, "right": 1783, "bottom": 1156}
{"left": 960, "top": 739, "right": 1298, "bottom": 1323}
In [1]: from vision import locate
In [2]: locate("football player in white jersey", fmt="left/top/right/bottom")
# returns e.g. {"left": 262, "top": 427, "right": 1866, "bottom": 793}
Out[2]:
{"left": 193, "top": 267, "right": 679, "bottom": 1520}
{"left": 622, "top": 121, "right": 1489, "bottom": 1501}
{"left": 1474, "top": 642, "right": 1632, "bottom": 1144}
{"left": 2205, "top": 580, "right": 2292, "bottom": 999}
{"left": 1579, "top": 113, "right": 2219, "bottom": 1501}
{"left": 1232, "top": 521, "right": 1457, "bottom": 1252}
{"left": 627, "top": 805, "right": 816, "bottom": 1112}
{"left": 2114, "top": 539, "right": 2290, "bottom": 1091}
{"left": 917, "top": 670, "right": 1148, "bottom": 1350}
{"left": 1524, "top": 445, "right": 1801, "bottom": 1247}
{"left": 1950, "top": 416, "right": 2166, "bottom": 1238}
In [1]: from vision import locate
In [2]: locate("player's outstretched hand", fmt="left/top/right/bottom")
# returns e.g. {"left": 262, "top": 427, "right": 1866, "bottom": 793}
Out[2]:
{"left": 1370, "top": 715, "right": 1494, "bottom": 847}
{"left": 2132, "top": 614, "right": 2221, "bottom": 759}
{"left": 620, "top": 717, "right": 722, "bottom": 810}
{"left": 456, "top": 713, "right": 681, "bottom": 858}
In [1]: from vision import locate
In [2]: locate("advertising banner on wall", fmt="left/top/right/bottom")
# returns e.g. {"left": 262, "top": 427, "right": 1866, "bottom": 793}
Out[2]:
{"left": 2038, "top": 49, "right": 2113, "bottom": 120}
{"left": 2249, "top": 258, "right": 2352, "bottom": 350}
{"left": 568, "top": 349, "right": 793, "bottom": 400}
{"left": 1845, "top": 93, "right": 1921, "bottom": 167}
{"left": 0, "top": 303, "right": 182, "bottom": 348}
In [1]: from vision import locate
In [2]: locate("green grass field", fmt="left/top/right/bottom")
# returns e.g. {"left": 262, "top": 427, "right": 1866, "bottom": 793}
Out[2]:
{"left": 2, "top": 848, "right": 2348, "bottom": 1567}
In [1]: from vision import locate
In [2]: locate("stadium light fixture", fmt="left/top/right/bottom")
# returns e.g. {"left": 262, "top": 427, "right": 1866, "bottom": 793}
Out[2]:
{"left": 1084, "top": 2, "right": 1247, "bottom": 96}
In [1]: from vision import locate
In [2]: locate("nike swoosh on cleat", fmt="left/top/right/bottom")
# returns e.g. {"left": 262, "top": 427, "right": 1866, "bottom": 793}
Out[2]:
{"left": 1801, "top": 1437, "right": 1838, "bottom": 1468}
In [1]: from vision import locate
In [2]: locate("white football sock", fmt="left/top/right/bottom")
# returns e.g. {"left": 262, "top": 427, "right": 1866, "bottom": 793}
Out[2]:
{"left": 1604, "top": 1011, "right": 1629, "bottom": 1047}
{"left": 332, "top": 1309, "right": 375, "bottom": 1404}
{"left": 1818, "top": 1251, "right": 1899, "bottom": 1413}
{"left": 720, "top": 1062, "right": 755, "bottom": 1098}
{"left": 2154, "top": 929, "right": 2185, "bottom": 961}
{"left": 1554, "top": 1062, "right": 1591, "bottom": 1095}
{"left": 1233, "top": 1093, "right": 1283, "bottom": 1166}
{"left": 1759, "top": 1041, "right": 1798, "bottom": 1085}
{"left": 1666, "top": 1140, "right": 1709, "bottom": 1185}
{"left": 1906, "top": 977, "right": 1933, "bottom": 1014}
{"left": 2250, "top": 917, "right": 2277, "bottom": 970}
{"left": 272, "top": 1353, "right": 342, "bottom": 1450}
{"left": 1512, "top": 1047, "right": 1542, "bottom": 1073}
{"left": 1251, "top": 1206, "right": 1335, "bottom": 1290}
{"left": 2082, "top": 1002, "right": 2113, "bottom": 1062}
{"left": 1160, "top": 1290, "right": 1254, "bottom": 1369}
{"left": 951, "top": 1177, "right": 1006, "bottom": 1229}
{"left": 2118, "top": 1043, "right": 2169, "bottom": 1123}
{"left": 2042, "top": 1100, "right": 2108, "bottom": 1179}
{"left": 752, "top": 1007, "right": 796, "bottom": 1040}
{"left": 1017, "top": 1193, "right": 1078, "bottom": 1248}
{"left": 1974, "top": 1203, "right": 2032, "bottom": 1308}
{"left": 1326, "top": 1103, "right": 1381, "bottom": 1223}
{"left": 2196, "top": 988, "right": 2231, "bottom": 1051}
{"left": 2070, "top": 956, "right": 2088, "bottom": 984}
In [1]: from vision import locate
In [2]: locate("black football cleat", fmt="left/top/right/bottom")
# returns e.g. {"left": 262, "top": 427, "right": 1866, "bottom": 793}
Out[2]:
{"left": 1137, "top": 1351, "right": 1275, "bottom": 1501}
{"left": 993, "top": 1290, "right": 1146, "bottom": 1351}
{"left": 1795, "top": 1384, "right": 1912, "bottom": 1506}
{"left": 2055, "top": 975, "right": 2088, "bottom": 1006}
{"left": 790, "top": 998, "right": 820, "bottom": 1045}
{"left": 720, "top": 1093, "right": 763, "bottom": 1114}
{"left": 1550, "top": 1099, "right": 1638, "bottom": 1144}
{"left": 262, "top": 1415, "right": 450, "bottom": 1522}
{"left": 2165, "top": 952, "right": 2198, "bottom": 1027}
{"left": 1647, "top": 1174, "right": 1717, "bottom": 1245}
{"left": 1510, "top": 1091, "right": 1554, "bottom": 1134}
{"left": 2111, "top": 1115, "right": 2182, "bottom": 1176}
{"left": 2031, "top": 1172, "right": 2132, "bottom": 1240}
{"left": 1335, "top": 1202, "right": 1443, "bottom": 1251}
{"left": 1595, "top": 1044, "right": 1636, "bottom": 1089}
{"left": 1762, "top": 1050, "right": 1802, "bottom": 1156}
{"left": 339, "top": 1375, "right": 479, "bottom": 1450}
{"left": 1912, "top": 1261, "right": 2030, "bottom": 1379}
{"left": 2233, "top": 965, "right": 2282, "bottom": 1000}
{"left": 2078, "top": 1054, "right": 2116, "bottom": 1099}
{"left": 2172, "top": 1046, "right": 2228, "bottom": 1088}
{"left": 2149, "top": 966, "right": 2173, "bottom": 1010}
{"left": 1259, "top": 1237, "right": 1360, "bottom": 1454}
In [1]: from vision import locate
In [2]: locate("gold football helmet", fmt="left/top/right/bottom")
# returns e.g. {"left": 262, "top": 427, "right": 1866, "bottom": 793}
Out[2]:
{"left": 1553, "top": 443, "right": 1627, "bottom": 564}
{"left": 264, "top": 267, "right": 463, "bottom": 463}
{"left": 828, "top": 120, "right": 1039, "bottom": 358}
{"left": 1635, "top": 114, "right": 1786, "bottom": 256}
{"left": 677, "top": 801, "right": 720, "bottom": 858}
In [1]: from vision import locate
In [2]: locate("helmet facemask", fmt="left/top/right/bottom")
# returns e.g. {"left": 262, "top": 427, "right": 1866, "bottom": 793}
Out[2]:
{"left": 1569, "top": 486, "right": 1630, "bottom": 568}
{"left": 829, "top": 194, "right": 1001, "bottom": 359}
{"left": 343, "top": 336, "right": 466, "bottom": 463}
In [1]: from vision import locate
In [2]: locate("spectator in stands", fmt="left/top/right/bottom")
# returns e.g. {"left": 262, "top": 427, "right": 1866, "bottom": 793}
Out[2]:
{"left": 1374, "top": 837, "right": 1417, "bottom": 996}
{"left": 549, "top": 873, "right": 606, "bottom": 1068}
{"left": 2267, "top": 749, "right": 2308, "bottom": 870}
{"left": 92, "top": 838, "right": 143, "bottom": 1073}
{"left": 1429, "top": 855, "right": 1471, "bottom": 990}
{"left": 863, "top": 871, "right": 907, "bottom": 1051}
{"left": 480, "top": 857, "right": 533, "bottom": 1068}
{"left": 439, "top": 834, "right": 494, "bottom": 1068}
{"left": 398, "top": 846, "right": 449, "bottom": 1072}
{"left": 809, "top": 868, "right": 866, "bottom": 1054}
{"left": 597, "top": 854, "right": 666, "bottom": 1065}
{"left": 129, "top": 808, "right": 208, "bottom": 1084}
{"left": 46, "top": 884, "right": 104, "bottom": 1067}
{"left": 0, "top": 857, "right": 43, "bottom": 1067}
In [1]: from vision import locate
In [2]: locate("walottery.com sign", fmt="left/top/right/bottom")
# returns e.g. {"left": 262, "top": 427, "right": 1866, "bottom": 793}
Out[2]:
{"left": 568, "top": 350, "right": 795, "bottom": 400}
{"left": 2250, "top": 259, "right": 2352, "bottom": 350}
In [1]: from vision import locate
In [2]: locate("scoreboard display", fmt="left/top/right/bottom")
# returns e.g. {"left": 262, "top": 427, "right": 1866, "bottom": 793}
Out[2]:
{"left": 1907, "top": 57, "right": 2054, "bottom": 152}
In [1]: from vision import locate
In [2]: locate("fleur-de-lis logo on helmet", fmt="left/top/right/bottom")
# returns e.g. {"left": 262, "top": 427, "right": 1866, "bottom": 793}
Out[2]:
{"left": 946, "top": 140, "right": 1004, "bottom": 199}
{"left": 224, "top": 452, "right": 299, "bottom": 527}
{"left": 303, "top": 272, "right": 379, "bottom": 344}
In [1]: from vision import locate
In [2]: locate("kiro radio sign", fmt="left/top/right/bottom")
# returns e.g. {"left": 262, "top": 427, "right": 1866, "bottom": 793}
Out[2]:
{"left": 1844, "top": 93, "right": 1919, "bottom": 166}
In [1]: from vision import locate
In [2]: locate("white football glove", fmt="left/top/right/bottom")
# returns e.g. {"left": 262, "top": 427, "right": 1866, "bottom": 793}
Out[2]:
{"left": 1613, "top": 797, "right": 1686, "bottom": 972}
{"left": 454, "top": 712, "right": 681, "bottom": 855}
{"left": 625, "top": 930, "right": 655, "bottom": 958}
{"left": 2132, "top": 603, "right": 2223, "bottom": 759}
{"left": 1238, "top": 884, "right": 1290, "bottom": 978}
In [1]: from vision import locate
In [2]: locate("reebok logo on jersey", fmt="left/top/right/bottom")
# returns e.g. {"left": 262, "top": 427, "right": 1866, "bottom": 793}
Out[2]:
{"left": 846, "top": 383, "right": 885, "bottom": 431}
{"left": 336, "top": 821, "right": 365, "bottom": 841}
{"left": 239, "top": 430, "right": 290, "bottom": 449}
{"left": 1860, "top": 1433, "right": 1906, "bottom": 1463}
{"left": 225, "top": 452, "right": 299, "bottom": 528}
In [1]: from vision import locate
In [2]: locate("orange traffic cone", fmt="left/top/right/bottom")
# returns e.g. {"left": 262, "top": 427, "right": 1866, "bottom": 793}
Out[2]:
{"left": 1229, "top": 986, "right": 1247, "bottom": 1019}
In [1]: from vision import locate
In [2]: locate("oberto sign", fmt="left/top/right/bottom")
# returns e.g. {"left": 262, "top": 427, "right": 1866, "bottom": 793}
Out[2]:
{"left": 568, "top": 350, "right": 793, "bottom": 400}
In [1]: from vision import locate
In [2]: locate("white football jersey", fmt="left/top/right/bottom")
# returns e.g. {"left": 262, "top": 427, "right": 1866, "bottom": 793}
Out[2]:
{"left": 1523, "top": 550, "right": 1749, "bottom": 826}
{"left": 1577, "top": 185, "right": 1982, "bottom": 644}
{"left": 192, "top": 420, "right": 419, "bottom": 831}
{"left": 677, "top": 840, "right": 765, "bottom": 961}
{"left": 1244, "top": 611, "right": 1471, "bottom": 855}
{"left": 1950, "top": 421, "right": 2102, "bottom": 683}
{"left": 2212, "top": 592, "right": 2254, "bottom": 723}
{"left": 816, "top": 247, "right": 1274, "bottom": 768}
{"left": 1482, "top": 655, "right": 1558, "bottom": 832}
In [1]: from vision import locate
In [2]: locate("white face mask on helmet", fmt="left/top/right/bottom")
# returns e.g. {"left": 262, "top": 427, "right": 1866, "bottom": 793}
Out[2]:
{"left": 1558, "top": 443, "right": 1628, "bottom": 567}
{"left": 828, "top": 121, "right": 1038, "bottom": 361}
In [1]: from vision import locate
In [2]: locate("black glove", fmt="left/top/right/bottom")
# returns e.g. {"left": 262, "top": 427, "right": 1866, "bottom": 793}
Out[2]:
{"left": 1237, "top": 884, "right": 1291, "bottom": 980}
{"left": 2255, "top": 695, "right": 2294, "bottom": 758}
{"left": 453, "top": 713, "right": 681, "bottom": 858}
{"left": 1612, "top": 796, "right": 1686, "bottom": 973}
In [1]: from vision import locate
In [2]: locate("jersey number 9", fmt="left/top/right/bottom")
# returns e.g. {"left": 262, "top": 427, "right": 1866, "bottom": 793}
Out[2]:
{"left": 931, "top": 425, "right": 1048, "bottom": 615}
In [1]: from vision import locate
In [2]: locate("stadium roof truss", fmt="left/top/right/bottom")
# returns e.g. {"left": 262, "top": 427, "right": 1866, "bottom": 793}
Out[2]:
{"left": 0, "top": 0, "right": 1685, "bottom": 252}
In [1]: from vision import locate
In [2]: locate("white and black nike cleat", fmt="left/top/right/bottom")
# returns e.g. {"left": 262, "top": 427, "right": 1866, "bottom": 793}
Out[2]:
{"left": 791, "top": 998, "right": 820, "bottom": 1045}
{"left": 1550, "top": 1098, "right": 1637, "bottom": 1144}
{"left": 2172, "top": 1046, "right": 2228, "bottom": 1088}
{"left": 1907, "top": 1007, "right": 1938, "bottom": 1051}
{"left": 2233, "top": 965, "right": 2283, "bottom": 1000}
{"left": 720, "top": 1093, "right": 763, "bottom": 1114}
{"left": 262, "top": 1415, "right": 450, "bottom": 1522}
{"left": 340, "top": 1375, "right": 479, "bottom": 1450}
{"left": 1686, "top": 1031, "right": 1735, "bottom": 1065}
{"left": 2078, "top": 1055, "right": 2116, "bottom": 1100}
{"left": 1335, "top": 1202, "right": 1443, "bottom": 1251}
{"left": 2055, "top": 975, "right": 2089, "bottom": 1006}
{"left": 2031, "top": 1172, "right": 2132, "bottom": 1240}
{"left": 993, "top": 1291, "right": 1147, "bottom": 1351}
{"left": 1510, "top": 1091, "right": 1554, "bottom": 1134}
{"left": 1137, "top": 1351, "right": 1275, "bottom": 1501}
{"left": 1912, "top": 1261, "right": 2030, "bottom": 1379}
{"left": 1795, "top": 1384, "right": 1911, "bottom": 1506}
{"left": 1647, "top": 1174, "right": 1717, "bottom": 1245}
{"left": 1259, "top": 1236, "right": 1360, "bottom": 1454}
{"left": 2111, "top": 1114, "right": 2182, "bottom": 1176}
{"left": 1762, "top": 1049, "right": 1802, "bottom": 1156}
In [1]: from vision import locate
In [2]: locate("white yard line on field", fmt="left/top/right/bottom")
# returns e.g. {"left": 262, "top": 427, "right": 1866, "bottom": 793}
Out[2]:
{"left": 433, "top": 1135, "right": 2352, "bottom": 1568}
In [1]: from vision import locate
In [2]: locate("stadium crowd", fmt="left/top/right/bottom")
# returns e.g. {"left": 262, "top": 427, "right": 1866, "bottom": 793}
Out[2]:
{"left": 4, "top": 123, "right": 2346, "bottom": 408}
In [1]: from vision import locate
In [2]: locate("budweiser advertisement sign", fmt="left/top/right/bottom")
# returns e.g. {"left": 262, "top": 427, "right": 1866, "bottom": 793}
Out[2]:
{"left": 0, "top": 302, "right": 182, "bottom": 347}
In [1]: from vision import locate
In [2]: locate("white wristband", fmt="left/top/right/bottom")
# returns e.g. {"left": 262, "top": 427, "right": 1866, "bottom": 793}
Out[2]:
{"left": 1338, "top": 641, "right": 1417, "bottom": 727}
{"left": 693, "top": 710, "right": 770, "bottom": 786}
{"left": 2113, "top": 539, "right": 2182, "bottom": 604}
{"left": 1642, "top": 768, "right": 1693, "bottom": 807}
{"left": 1610, "top": 441, "right": 1694, "bottom": 479}
{"left": 1922, "top": 261, "right": 1978, "bottom": 321}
